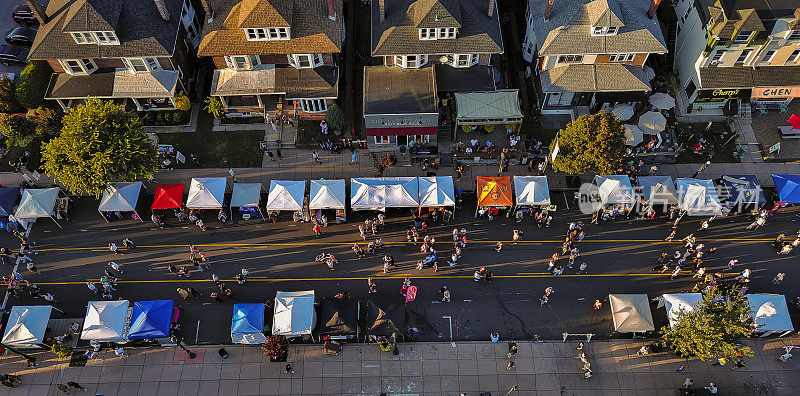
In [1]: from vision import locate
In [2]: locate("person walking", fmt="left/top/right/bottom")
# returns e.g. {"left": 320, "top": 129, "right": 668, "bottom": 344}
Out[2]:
{"left": 367, "top": 277, "right": 377, "bottom": 294}
{"left": 350, "top": 151, "right": 358, "bottom": 165}
{"left": 441, "top": 287, "right": 451, "bottom": 302}
{"left": 86, "top": 281, "right": 98, "bottom": 294}
{"left": 42, "top": 292, "right": 57, "bottom": 304}
{"left": 122, "top": 237, "right": 135, "bottom": 249}
{"left": 26, "top": 260, "right": 41, "bottom": 275}
{"left": 177, "top": 288, "right": 189, "bottom": 299}
{"left": 108, "top": 261, "right": 123, "bottom": 274}
{"left": 109, "top": 243, "right": 119, "bottom": 254}
{"left": 312, "top": 151, "right": 320, "bottom": 163}
{"left": 66, "top": 381, "right": 87, "bottom": 392}
{"left": 671, "top": 266, "right": 681, "bottom": 280}
{"left": 772, "top": 272, "right": 785, "bottom": 285}
{"left": 593, "top": 300, "right": 602, "bottom": 310}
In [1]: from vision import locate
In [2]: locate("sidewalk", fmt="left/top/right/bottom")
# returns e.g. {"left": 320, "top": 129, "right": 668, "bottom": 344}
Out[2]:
{"left": 1, "top": 336, "right": 797, "bottom": 395}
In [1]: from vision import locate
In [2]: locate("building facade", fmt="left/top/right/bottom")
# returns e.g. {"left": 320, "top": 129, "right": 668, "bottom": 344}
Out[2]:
{"left": 198, "top": 0, "right": 343, "bottom": 119}
{"left": 674, "top": 0, "right": 800, "bottom": 114}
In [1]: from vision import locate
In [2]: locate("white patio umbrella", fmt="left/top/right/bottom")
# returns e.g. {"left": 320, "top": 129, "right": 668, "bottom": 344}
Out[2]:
{"left": 638, "top": 111, "right": 667, "bottom": 135}
{"left": 611, "top": 103, "right": 635, "bottom": 121}
{"left": 623, "top": 124, "right": 644, "bottom": 146}
{"left": 649, "top": 93, "right": 676, "bottom": 110}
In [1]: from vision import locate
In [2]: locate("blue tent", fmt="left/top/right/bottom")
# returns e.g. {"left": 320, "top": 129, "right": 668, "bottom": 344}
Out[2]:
{"left": 231, "top": 303, "right": 266, "bottom": 344}
{"left": 0, "top": 187, "right": 20, "bottom": 217}
{"left": 128, "top": 300, "right": 174, "bottom": 340}
{"left": 721, "top": 175, "right": 765, "bottom": 205}
{"left": 772, "top": 174, "right": 800, "bottom": 203}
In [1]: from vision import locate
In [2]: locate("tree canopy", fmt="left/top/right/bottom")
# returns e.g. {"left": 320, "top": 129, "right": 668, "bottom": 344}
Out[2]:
{"left": 661, "top": 289, "right": 754, "bottom": 361}
{"left": 0, "top": 76, "right": 23, "bottom": 114}
{"left": 325, "top": 103, "right": 344, "bottom": 131}
{"left": 15, "top": 61, "right": 53, "bottom": 110}
{"left": 42, "top": 99, "right": 158, "bottom": 196}
{"left": 550, "top": 111, "right": 626, "bottom": 174}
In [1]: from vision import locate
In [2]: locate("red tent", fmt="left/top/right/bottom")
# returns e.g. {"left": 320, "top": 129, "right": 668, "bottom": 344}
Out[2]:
{"left": 788, "top": 114, "right": 800, "bottom": 130}
{"left": 151, "top": 184, "right": 185, "bottom": 210}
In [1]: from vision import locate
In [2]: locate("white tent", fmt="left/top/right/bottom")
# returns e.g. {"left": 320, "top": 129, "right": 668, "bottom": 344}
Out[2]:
{"left": 418, "top": 176, "right": 455, "bottom": 207}
{"left": 350, "top": 177, "right": 419, "bottom": 211}
{"left": 608, "top": 294, "right": 655, "bottom": 333}
{"left": 594, "top": 175, "right": 635, "bottom": 205}
{"left": 637, "top": 176, "right": 679, "bottom": 205}
{"left": 746, "top": 294, "right": 794, "bottom": 335}
{"left": 1, "top": 305, "right": 52, "bottom": 348}
{"left": 513, "top": 176, "right": 551, "bottom": 206}
{"left": 81, "top": 300, "right": 131, "bottom": 342}
{"left": 186, "top": 177, "right": 227, "bottom": 209}
{"left": 676, "top": 178, "right": 723, "bottom": 216}
{"left": 309, "top": 180, "right": 346, "bottom": 210}
{"left": 98, "top": 182, "right": 144, "bottom": 222}
{"left": 230, "top": 183, "right": 263, "bottom": 208}
{"left": 662, "top": 293, "right": 702, "bottom": 328}
{"left": 15, "top": 188, "right": 61, "bottom": 228}
{"left": 267, "top": 180, "right": 306, "bottom": 211}
{"left": 273, "top": 290, "right": 316, "bottom": 337}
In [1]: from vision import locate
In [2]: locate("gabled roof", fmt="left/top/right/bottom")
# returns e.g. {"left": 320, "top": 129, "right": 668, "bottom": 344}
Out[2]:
{"left": 198, "top": 0, "right": 343, "bottom": 57}
{"left": 540, "top": 64, "right": 650, "bottom": 93}
{"left": 371, "top": 0, "right": 503, "bottom": 56}
{"left": 62, "top": 0, "right": 123, "bottom": 32}
{"left": 531, "top": 0, "right": 666, "bottom": 56}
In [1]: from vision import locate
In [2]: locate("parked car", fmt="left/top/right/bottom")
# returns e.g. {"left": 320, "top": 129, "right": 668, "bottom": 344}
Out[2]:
{"left": 0, "top": 45, "right": 29, "bottom": 65}
{"left": 12, "top": 5, "right": 39, "bottom": 26}
{"left": 4, "top": 27, "right": 36, "bottom": 46}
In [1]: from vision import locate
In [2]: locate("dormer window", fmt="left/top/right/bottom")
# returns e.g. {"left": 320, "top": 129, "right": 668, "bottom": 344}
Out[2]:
{"left": 225, "top": 55, "right": 261, "bottom": 70}
{"left": 244, "top": 27, "right": 290, "bottom": 41}
{"left": 124, "top": 58, "right": 161, "bottom": 73}
{"left": 591, "top": 26, "right": 618, "bottom": 36}
{"left": 70, "top": 31, "right": 119, "bottom": 45}
{"left": 289, "top": 54, "right": 323, "bottom": 69}
{"left": 418, "top": 27, "right": 456, "bottom": 40}
{"left": 733, "top": 30, "right": 753, "bottom": 43}
{"left": 60, "top": 59, "right": 98, "bottom": 75}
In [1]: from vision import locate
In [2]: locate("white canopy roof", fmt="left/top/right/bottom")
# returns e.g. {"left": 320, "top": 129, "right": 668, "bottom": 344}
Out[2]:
{"left": 637, "top": 176, "right": 679, "bottom": 205}
{"left": 186, "top": 178, "right": 227, "bottom": 209}
{"left": 513, "top": 176, "right": 551, "bottom": 206}
{"left": 662, "top": 293, "right": 702, "bottom": 328}
{"left": 350, "top": 177, "right": 420, "bottom": 210}
{"left": 81, "top": 300, "right": 130, "bottom": 342}
{"left": 1, "top": 305, "right": 52, "bottom": 347}
{"left": 267, "top": 180, "right": 306, "bottom": 211}
{"left": 676, "top": 178, "right": 723, "bottom": 216}
{"left": 272, "top": 290, "right": 316, "bottom": 337}
{"left": 14, "top": 188, "right": 59, "bottom": 219}
{"left": 418, "top": 176, "right": 455, "bottom": 207}
{"left": 608, "top": 294, "right": 655, "bottom": 333}
{"left": 309, "top": 180, "right": 346, "bottom": 210}
{"left": 230, "top": 183, "right": 262, "bottom": 208}
{"left": 594, "top": 175, "right": 635, "bottom": 204}
{"left": 98, "top": 182, "right": 143, "bottom": 212}
{"left": 746, "top": 294, "right": 794, "bottom": 333}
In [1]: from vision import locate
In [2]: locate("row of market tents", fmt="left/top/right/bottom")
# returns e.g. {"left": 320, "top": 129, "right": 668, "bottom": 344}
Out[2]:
{"left": 609, "top": 293, "right": 794, "bottom": 337}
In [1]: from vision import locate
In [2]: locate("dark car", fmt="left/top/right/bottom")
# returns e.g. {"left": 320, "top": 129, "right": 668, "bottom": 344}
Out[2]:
{"left": 12, "top": 5, "right": 39, "bottom": 26}
{"left": 5, "top": 27, "right": 36, "bottom": 46}
{"left": 0, "top": 45, "right": 29, "bottom": 65}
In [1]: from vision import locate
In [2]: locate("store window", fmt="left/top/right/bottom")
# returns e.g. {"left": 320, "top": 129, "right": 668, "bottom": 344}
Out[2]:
{"left": 301, "top": 98, "right": 327, "bottom": 113}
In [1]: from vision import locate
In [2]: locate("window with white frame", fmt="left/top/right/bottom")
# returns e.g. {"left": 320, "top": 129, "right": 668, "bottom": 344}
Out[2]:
{"left": 71, "top": 32, "right": 96, "bottom": 44}
{"left": 437, "top": 27, "right": 456, "bottom": 39}
{"left": 452, "top": 54, "right": 478, "bottom": 68}
{"left": 225, "top": 55, "right": 261, "bottom": 70}
{"left": 733, "top": 30, "right": 752, "bottom": 43}
{"left": 70, "top": 31, "right": 118, "bottom": 45}
{"left": 373, "top": 135, "right": 390, "bottom": 144}
{"left": 419, "top": 28, "right": 436, "bottom": 40}
{"left": 787, "top": 49, "right": 800, "bottom": 64}
{"left": 300, "top": 98, "right": 327, "bottom": 113}
{"left": 557, "top": 54, "right": 583, "bottom": 63}
{"left": 244, "top": 27, "right": 290, "bottom": 41}
{"left": 788, "top": 30, "right": 800, "bottom": 41}
{"left": 759, "top": 49, "right": 776, "bottom": 63}
{"left": 394, "top": 55, "right": 427, "bottom": 68}
{"left": 709, "top": 50, "right": 724, "bottom": 64}
{"left": 289, "top": 54, "right": 323, "bottom": 69}
{"left": 418, "top": 27, "right": 456, "bottom": 40}
{"left": 60, "top": 59, "right": 97, "bottom": 75}
{"left": 736, "top": 49, "right": 753, "bottom": 63}
{"left": 609, "top": 53, "right": 635, "bottom": 62}
{"left": 124, "top": 58, "right": 161, "bottom": 73}
{"left": 94, "top": 31, "right": 119, "bottom": 45}
{"left": 591, "top": 26, "right": 618, "bottom": 36}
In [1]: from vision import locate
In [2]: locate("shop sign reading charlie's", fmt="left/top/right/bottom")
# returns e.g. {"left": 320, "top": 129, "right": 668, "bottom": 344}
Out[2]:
{"left": 694, "top": 88, "right": 751, "bottom": 102}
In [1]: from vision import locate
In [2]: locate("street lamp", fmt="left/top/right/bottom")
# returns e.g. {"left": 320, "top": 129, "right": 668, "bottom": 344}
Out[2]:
{"left": 171, "top": 336, "right": 196, "bottom": 359}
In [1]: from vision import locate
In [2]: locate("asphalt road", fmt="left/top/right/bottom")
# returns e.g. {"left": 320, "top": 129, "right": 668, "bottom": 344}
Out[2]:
{"left": 4, "top": 193, "right": 799, "bottom": 345}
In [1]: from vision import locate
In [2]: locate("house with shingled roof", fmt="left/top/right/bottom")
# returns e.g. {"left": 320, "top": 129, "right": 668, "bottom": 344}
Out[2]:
{"left": 522, "top": 0, "right": 666, "bottom": 122}
{"left": 197, "top": 0, "right": 343, "bottom": 119}
{"left": 27, "top": 0, "right": 203, "bottom": 112}
{"left": 365, "top": 0, "right": 504, "bottom": 148}
{"left": 674, "top": 0, "right": 800, "bottom": 116}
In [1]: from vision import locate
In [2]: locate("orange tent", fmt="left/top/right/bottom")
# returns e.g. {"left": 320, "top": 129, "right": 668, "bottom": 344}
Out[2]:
{"left": 476, "top": 177, "right": 513, "bottom": 207}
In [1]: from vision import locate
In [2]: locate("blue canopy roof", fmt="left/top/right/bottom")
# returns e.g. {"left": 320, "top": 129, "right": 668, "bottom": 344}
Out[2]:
{"left": 127, "top": 300, "right": 173, "bottom": 340}
{"left": 231, "top": 303, "right": 265, "bottom": 335}
{"left": 721, "top": 175, "right": 765, "bottom": 205}
{"left": 0, "top": 187, "right": 20, "bottom": 217}
{"left": 772, "top": 174, "right": 800, "bottom": 203}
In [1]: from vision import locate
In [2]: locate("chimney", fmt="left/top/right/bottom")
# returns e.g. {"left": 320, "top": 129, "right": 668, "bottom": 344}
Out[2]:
{"left": 153, "top": 0, "right": 170, "bottom": 21}
{"left": 199, "top": 0, "right": 213, "bottom": 22}
{"left": 544, "top": 0, "right": 554, "bottom": 22}
{"left": 327, "top": 0, "right": 336, "bottom": 21}
{"left": 648, "top": 0, "right": 663, "bottom": 19}
{"left": 23, "top": 0, "right": 47, "bottom": 25}
{"left": 487, "top": 0, "right": 495, "bottom": 17}
{"left": 379, "top": 0, "right": 385, "bottom": 22}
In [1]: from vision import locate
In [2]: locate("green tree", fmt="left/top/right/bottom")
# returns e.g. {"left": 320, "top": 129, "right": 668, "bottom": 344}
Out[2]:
{"left": 661, "top": 289, "right": 755, "bottom": 361}
{"left": 42, "top": 99, "right": 158, "bottom": 196}
{"left": 0, "top": 113, "right": 37, "bottom": 147}
{"left": 325, "top": 103, "right": 344, "bottom": 131}
{"left": 0, "top": 76, "right": 22, "bottom": 114}
{"left": 550, "top": 111, "right": 626, "bottom": 174}
{"left": 51, "top": 342, "right": 73, "bottom": 359}
{"left": 14, "top": 61, "right": 53, "bottom": 110}
{"left": 173, "top": 95, "right": 191, "bottom": 111}
{"left": 204, "top": 96, "right": 224, "bottom": 118}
